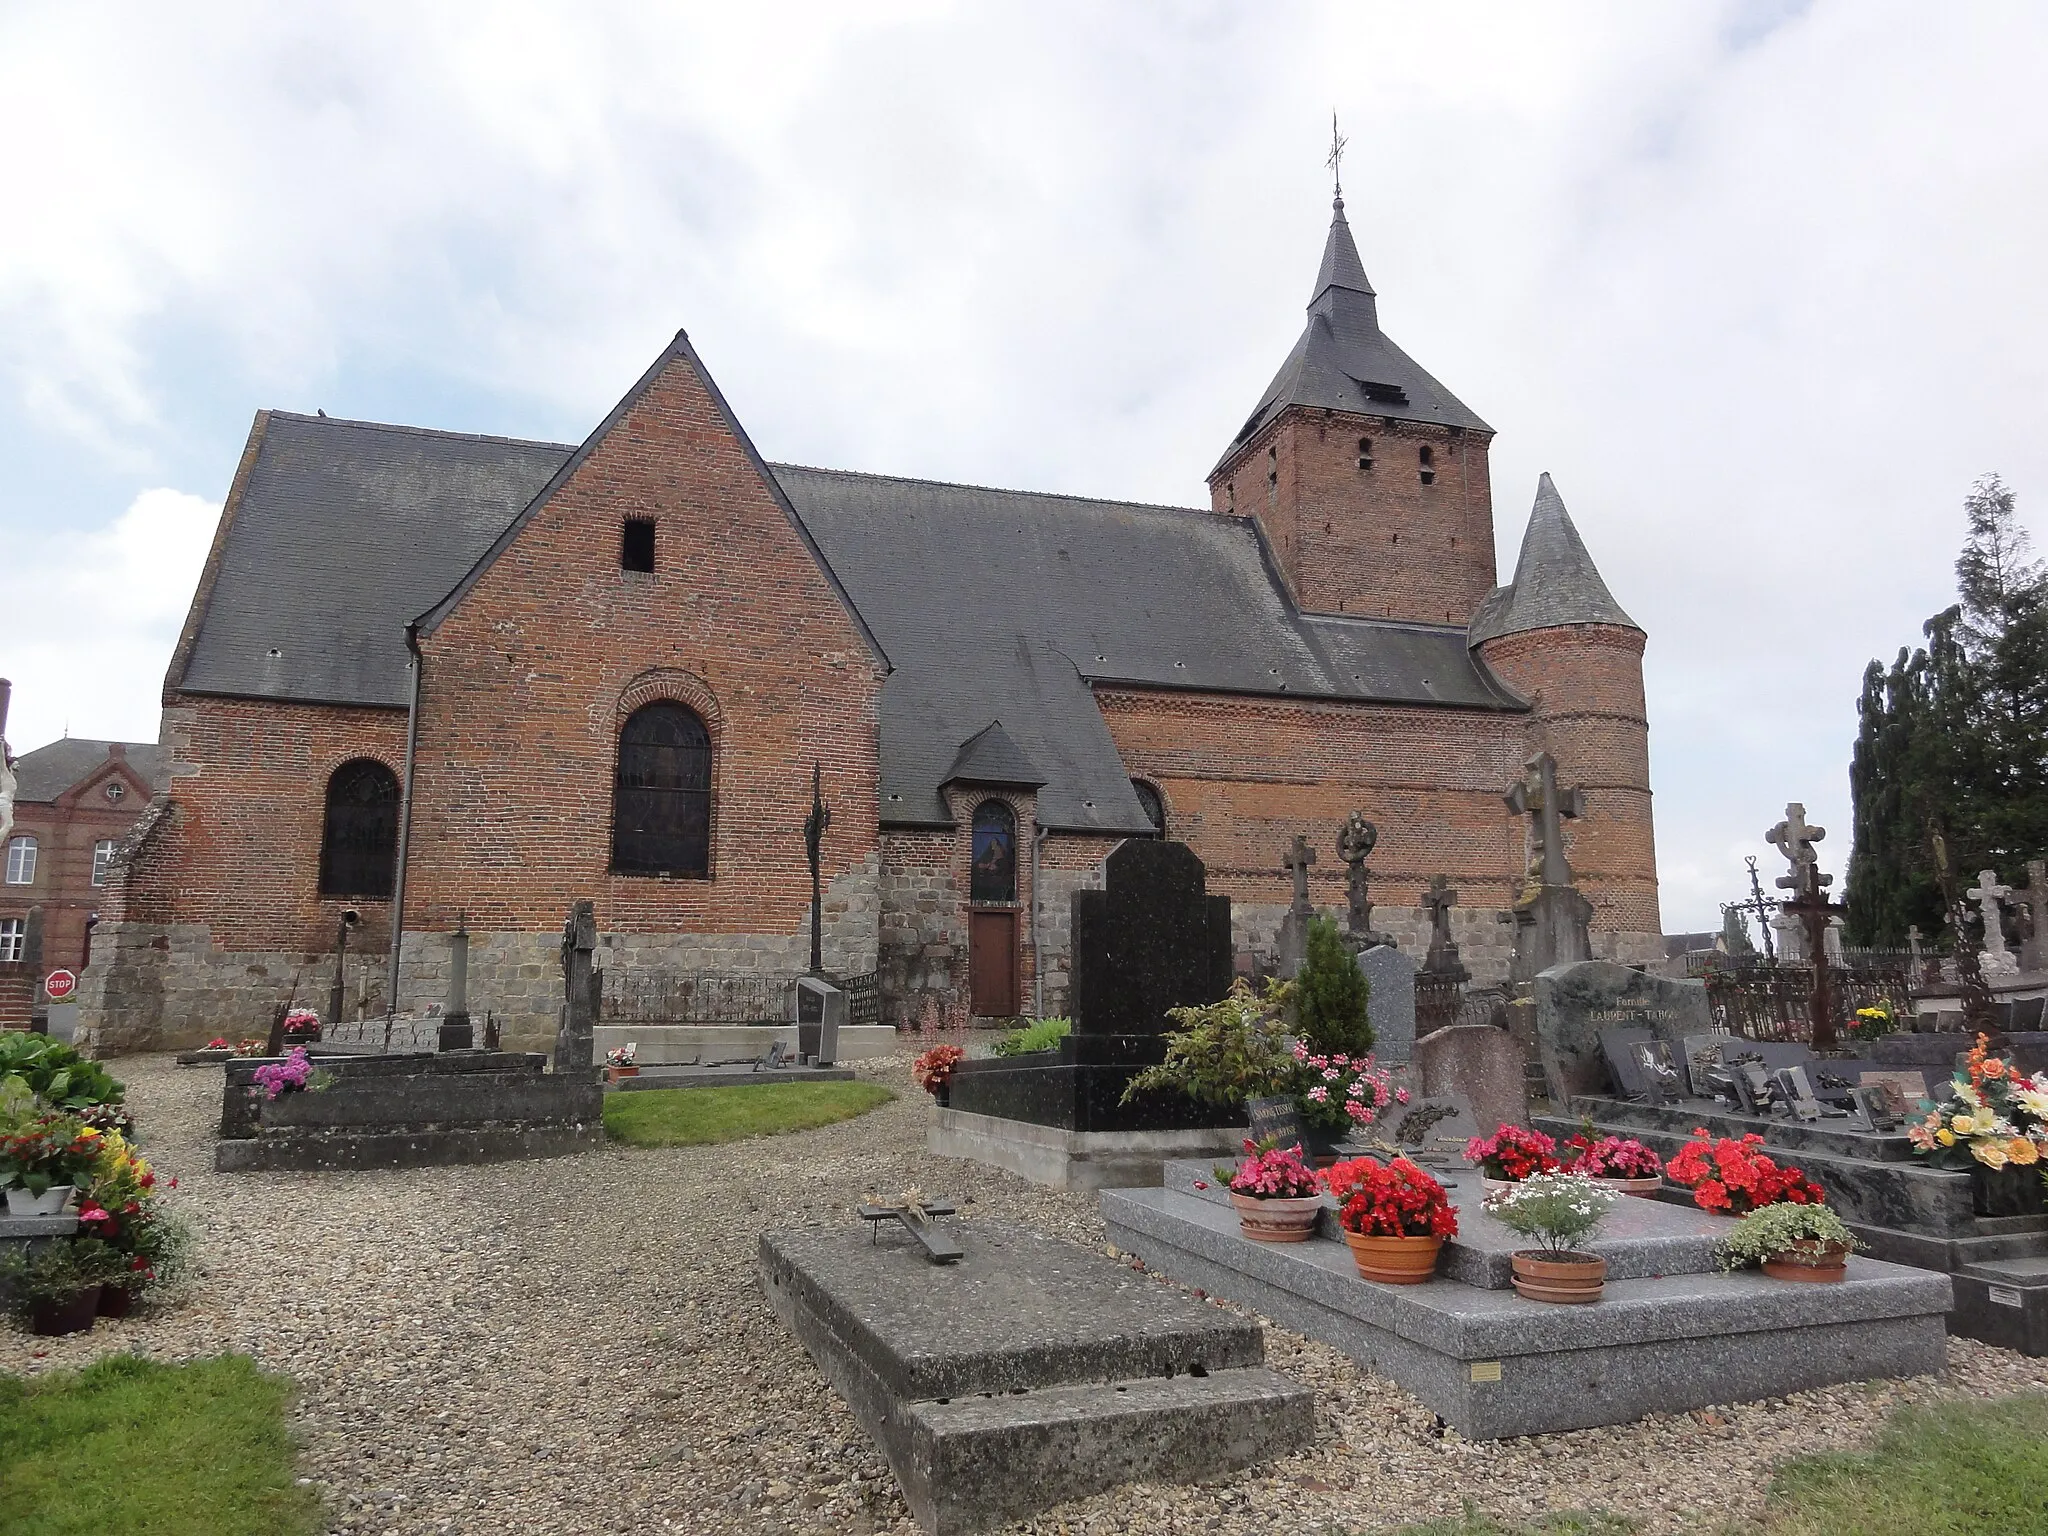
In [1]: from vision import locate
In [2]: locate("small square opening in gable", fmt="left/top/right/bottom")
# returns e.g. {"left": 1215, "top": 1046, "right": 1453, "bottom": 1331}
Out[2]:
{"left": 622, "top": 518, "right": 656, "bottom": 573}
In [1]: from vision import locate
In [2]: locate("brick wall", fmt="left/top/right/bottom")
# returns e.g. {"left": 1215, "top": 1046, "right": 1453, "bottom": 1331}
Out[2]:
{"left": 1209, "top": 407, "right": 1496, "bottom": 624}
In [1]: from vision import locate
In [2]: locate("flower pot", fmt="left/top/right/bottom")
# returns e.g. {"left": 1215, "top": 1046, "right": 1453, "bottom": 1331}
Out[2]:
{"left": 1480, "top": 1176, "right": 1517, "bottom": 1200}
{"left": 605, "top": 1065, "right": 640, "bottom": 1083}
{"left": 1229, "top": 1193, "right": 1323, "bottom": 1243}
{"left": 30, "top": 1286, "right": 102, "bottom": 1337}
{"left": 1594, "top": 1175, "right": 1665, "bottom": 1199}
{"left": 1760, "top": 1239, "right": 1850, "bottom": 1282}
{"left": 1971, "top": 1164, "right": 2047, "bottom": 1218}
{"left": 6, "top": 1184, "right": 76, "bottom": 1217}
{"left": 97, "top": 1285, "right": 136, "bottom": 1319}
{"left": 1341, "top": 1228, "right": 1444, "bottom": 1284}
{"left": 1510, "top": 1251, "right": 1607, "bottom": 1304}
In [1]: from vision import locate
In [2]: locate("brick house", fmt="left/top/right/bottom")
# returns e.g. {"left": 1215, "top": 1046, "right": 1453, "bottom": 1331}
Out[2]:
{"left": 0, "top": 718, "right": 166, "bottom": 1025}
{"left": 81, "top": 193, "right": 1661, "bottom": 1053}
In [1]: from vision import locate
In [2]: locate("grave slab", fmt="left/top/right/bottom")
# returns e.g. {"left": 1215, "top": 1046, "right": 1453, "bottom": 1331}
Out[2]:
{"left": 1357, "top": 944, "right": 1418, "bottom": 1064}
{"left": 759, "top": 1220, "right": 1313, "bottom": 1534}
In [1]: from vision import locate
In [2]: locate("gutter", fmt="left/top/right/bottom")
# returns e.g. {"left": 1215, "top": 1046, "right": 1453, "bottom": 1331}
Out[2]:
{"left": 1032, "top": 822, "right": 1047, "bottom": 1019}
{"left": 384, "top": 623, "right": 424, "bottom": 1035}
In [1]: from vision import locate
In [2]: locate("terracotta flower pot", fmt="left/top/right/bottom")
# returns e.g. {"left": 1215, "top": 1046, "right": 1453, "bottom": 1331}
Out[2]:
{"left": 1480, "top": 1176, "right": 1517, "bottom": 1200}
{"left": 1341, "top": 1228, "right": 1444, "bottom": 1284}
{"left": 605, "top": 1065, "right": 640, "bottom": 1083}
{"left": 31, "top": 1286, "right": 102, "bottom": 1337}
{"left": 1228, "top": 1193, "right": 1322, "bottom": 1243}
{"left": 1510, "top": 1250, "right": 1606, "bottom": 1304}
{"left": 1760, "top": 1239, "right": 1850, "bottom": 1282}
{"left": 97, "top": 1285, "right": 136, "bottom": 1319}
{"left": 1595, "top": 1175, "right": 1665, "bottom": 1199}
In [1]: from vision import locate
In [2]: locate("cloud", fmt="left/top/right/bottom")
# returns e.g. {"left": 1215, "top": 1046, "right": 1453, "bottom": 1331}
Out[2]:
{"left": 3, "top": 489, "right": 220, "bottom": 751}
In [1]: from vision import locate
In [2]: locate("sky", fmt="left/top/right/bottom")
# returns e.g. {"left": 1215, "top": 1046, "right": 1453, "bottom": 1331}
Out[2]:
{"left": 4, "top": 0, "right": 2047, "bottom": 933}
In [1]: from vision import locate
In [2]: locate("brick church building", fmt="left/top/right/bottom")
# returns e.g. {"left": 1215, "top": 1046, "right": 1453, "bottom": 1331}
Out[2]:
{"left": 81, "top": 193, "right": 1660, "bottom": 1052}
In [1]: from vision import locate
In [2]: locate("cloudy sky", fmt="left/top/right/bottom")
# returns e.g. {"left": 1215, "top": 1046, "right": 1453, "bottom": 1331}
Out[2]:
{"left": 4, "top": 1, "right": 2045, "bottom": 931}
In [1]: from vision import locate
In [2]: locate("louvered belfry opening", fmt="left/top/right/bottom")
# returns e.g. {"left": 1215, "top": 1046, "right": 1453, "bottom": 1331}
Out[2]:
{"left": 613, "top": 701, "right": 712, "bottom": 877}
{"left": 317, "top": 758, "right": 401, "bottom": 897}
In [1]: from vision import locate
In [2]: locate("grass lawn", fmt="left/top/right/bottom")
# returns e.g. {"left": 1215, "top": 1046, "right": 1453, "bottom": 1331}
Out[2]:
{"left": 0, "top": 1353, "right": 321, "bottom": 1536}
{"left": 1382, "top": 1394, "right": 2048, "bottom": 1536}
{"left": 602, "top": 1080, "right": 895, "bottom": 1147}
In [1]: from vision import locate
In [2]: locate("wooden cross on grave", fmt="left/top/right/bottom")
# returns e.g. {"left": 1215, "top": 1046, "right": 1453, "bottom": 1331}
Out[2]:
{"left": 1282, "top": 834, "right": 1316, "bottom": 916}
{"left": 859, "top": 1190, "right": 962, "bottom": 1264}
{"left": 1502, "top": 751, "right": 1584, "bottom": 898}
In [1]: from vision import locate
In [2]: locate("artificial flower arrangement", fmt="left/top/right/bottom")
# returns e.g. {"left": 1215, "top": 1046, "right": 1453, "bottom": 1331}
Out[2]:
{"left": 1322, "top": 1155, "right": 1460, "bottom": 1240}
{"left": 281, "top": 1008, "right": 322, "bottom": 1039}
{"left": 249, "top": 1047, "right": 333, "bottom": 1102}
{"left": 233, "top": 1039, "right": 267, "bottom": 1057}
{"left": 1290, "top": 1042, "right": 1406, "bottom": 1140}
{"left": 1464, "top": 1124, "right": 1560, "bottom": 1183}
{"left": 1845, "top": 1000, "right": 1900, "bottom": 1042}
{"left": 912, "top": 1044, "right": 966, "bottom": 1096}
{"left": 0, "top": 1114, "right": 102, "bottom": 1200}
{"left": 1219, "top": 1138, "right": 1323, "bottom": 1200}
{"left": 1560, "top": 1133, "right": 1663, "bottom": 1181}
{"left": 205, "top": 1037, "right": 233, "bottom": 1051}
{"left": 1664, "top": 1128, "right": 1824, "bottom": 1214}
{"left": 1904, "top": 1034, "right": 2048, "bottom": 1172}
{"left": 604, "top": 1042, "right": 638, "bottom": 1069}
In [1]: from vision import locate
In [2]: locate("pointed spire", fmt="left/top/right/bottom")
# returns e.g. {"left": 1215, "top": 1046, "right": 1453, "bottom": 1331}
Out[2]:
{"left": 1468, "top": 474, "right": 1638, "bottom": 645}
{"left": 1311, "top": 194, "right": 1376, "bottom": 307}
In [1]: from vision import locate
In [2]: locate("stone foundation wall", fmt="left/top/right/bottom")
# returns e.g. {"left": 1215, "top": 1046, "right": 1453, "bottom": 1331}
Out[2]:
{"left": 1230, "top": 902, "right": 1518, "bottom": 987}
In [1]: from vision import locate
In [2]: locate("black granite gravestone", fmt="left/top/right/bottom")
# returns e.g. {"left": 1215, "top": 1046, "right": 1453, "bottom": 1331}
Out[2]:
{"left": 1244, "top": 1095, "right": 1311, "bottom": 1156}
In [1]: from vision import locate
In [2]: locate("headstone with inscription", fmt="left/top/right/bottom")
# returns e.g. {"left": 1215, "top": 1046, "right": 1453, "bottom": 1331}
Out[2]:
{"left": 1356, "top": 943, "right": 1417, "bottom": 1064}
{"left": 1071, "top": 840, "right": 1234, "bottom": 1040}
{"left": 1533, "top": 960, "right": 1713, "bottom": 1105}
{"left": 1243, "top": 1095, "right": 1312, "bottom": 1157}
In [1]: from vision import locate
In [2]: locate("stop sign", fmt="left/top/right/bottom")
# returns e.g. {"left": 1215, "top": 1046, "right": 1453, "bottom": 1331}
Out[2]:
{"left": 44, "top": 969, "right": 77, "bottom": 1001}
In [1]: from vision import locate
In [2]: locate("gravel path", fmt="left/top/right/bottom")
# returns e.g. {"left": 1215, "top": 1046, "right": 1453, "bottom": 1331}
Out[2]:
{"left": 6, "top": 1054, "right": 2046, "bottom": 1536}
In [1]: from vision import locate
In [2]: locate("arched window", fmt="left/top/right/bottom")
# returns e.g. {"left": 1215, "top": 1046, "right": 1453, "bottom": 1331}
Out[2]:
{"left": 4, "top": 836, "right": 36, "bottom": 885}
{"left": 1131, "top": 780, "right": 1166, "bottom": 837}
{"left": 317, "top": 760, "right": 400, "bottom": 897}
{"left": 613, "top": 702, "right": 712, "bottom": 877}
{"left": 969, "top": 800, "right": 1017, "bottom": 904}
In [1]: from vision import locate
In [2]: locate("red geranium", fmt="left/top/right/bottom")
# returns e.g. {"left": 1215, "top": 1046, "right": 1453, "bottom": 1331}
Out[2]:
{"left": 912, "top": 1044, "right": 965, "bottom": 1095}
{"left": 1665, "top": 1128, "right": 1824, "bottom": 1214}
{"left": 1321, "top": 1155, "right": 1459, "bottom": 1239}
{"left": 1463, "top": 1124, "right": 1559, "bottom": 1182}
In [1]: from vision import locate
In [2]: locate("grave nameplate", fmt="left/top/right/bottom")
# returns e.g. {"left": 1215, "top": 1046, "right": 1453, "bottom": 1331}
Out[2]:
{"left": 1861, "top": 1068, "right": 1944, "bottom": 1114}
{"left": 1382, "top": 1093, "right": 1478, "bottom": 1167}
{"left": 1598, "top": 1027, "right": 1679, "bottom": 1103}
{"left": 1678, "top": 1033, "right": 1736, "bottom": 1098}
{"left": 1849, "top": 1084, "right": 1904, "bottom": 1132}
{"left": 1244, "top": 1095, "right": 1311, "bottom": 1156}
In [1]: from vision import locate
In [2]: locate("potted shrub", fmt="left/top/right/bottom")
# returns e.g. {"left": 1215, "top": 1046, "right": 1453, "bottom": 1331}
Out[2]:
{"left": 1464, "top": 1124, "right": 1560, "bottom": 1197}
{"left": 604, "top": 1042, "right": 640, "bottom": 1082}
{"left": 1, "top": 1237, "right": 125, "bottom": 1336}
{"left": 79, "top": 1128, "right": 181, "bottom": 1316}
{"left": 913, "top": 1044, "right": 966, "bottom": 1106}
{"left": 1718, "top": 1202, "right": 1864, "bottom": 1282}
{"left": 1483, "top": 1172, "right": 1617, "bottom": 1304}
{"left": 0, "top": 1114, "right": 100, "bottom": 1216}
{"left": 1664, "top": 1128, "right": 1824, "bottom": 1215}
{"left": 1321, "top": 1155, "right": 1458, "bottom": 1284}
{"left": 1561, "top": 1133, "right": 1664, "bottom": 1196}
{"left": 1217, "top": 1139, "right": 1325, "bottom": 1242}
{"left": 1120, "top": 980, "right": 1296, "bottom": 1112}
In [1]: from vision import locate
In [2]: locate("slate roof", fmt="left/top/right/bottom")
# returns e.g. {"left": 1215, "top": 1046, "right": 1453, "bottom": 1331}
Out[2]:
{"left": 10, "top": 739, "right": 167, "bottom": 803}
{"left": 1468, "top": 473, "right": 1639, "bottom": 645}
{"left": 943, "top": 722, "right": 1047, "bottom": 788}
{"left": 178, "top": 413, "right": 575, "bottom": 707}
{"left": 1215, "top": 196, "right": 1491, "bottom": 476}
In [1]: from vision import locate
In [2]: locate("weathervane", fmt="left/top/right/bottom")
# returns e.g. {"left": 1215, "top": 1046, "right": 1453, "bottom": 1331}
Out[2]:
{"left": 1327, "top": 109, "right": 1349, "bottom": 198}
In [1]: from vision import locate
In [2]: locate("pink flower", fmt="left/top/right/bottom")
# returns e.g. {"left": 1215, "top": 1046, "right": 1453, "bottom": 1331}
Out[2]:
{"left": 1322, "top": 1068, "right": 1340, "bottom": 1082}
{"left": 1307, "top": 1086, "right": 1329, "bottom": 1103}
{"left": 1395, "top": 1088, "right": 1410, "bottom": 1104}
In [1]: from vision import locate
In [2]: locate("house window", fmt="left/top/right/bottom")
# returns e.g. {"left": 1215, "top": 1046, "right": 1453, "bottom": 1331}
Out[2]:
{"left": 1131, "top": 780, "right": 1166, "bottom": 837}
{"left": 4, "top": 836, "right": 36, "bottom": 886}
{"left": 970, "top": 801, "right": 1017, "bottom": 903}
{"left": 622, "top": 518, "right": 657, "bottom": 573}
{"left": 92, "top": 839, "right": 117, "bottom": 886}
{"left": 0, "top": 918, "right": 22, "bottom": 963}
{"left": 317, "top": 760, "right": 401, "bottom": 898}
{"left": 613, "top": 701, "right": 712, "bottom": 877}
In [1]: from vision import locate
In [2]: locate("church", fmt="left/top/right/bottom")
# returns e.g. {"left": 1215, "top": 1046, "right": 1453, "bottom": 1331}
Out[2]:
{"left": 81, "top": 191, "right": 1660, "bottom": 1052}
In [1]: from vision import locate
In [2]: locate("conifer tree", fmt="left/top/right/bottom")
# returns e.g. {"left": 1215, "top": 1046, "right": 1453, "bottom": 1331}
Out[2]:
{"left": 1295, "top": 915, "right": 1373, "bottom": 1057}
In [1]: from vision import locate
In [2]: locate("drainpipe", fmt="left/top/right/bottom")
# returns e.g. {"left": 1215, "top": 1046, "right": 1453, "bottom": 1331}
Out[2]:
{"left": 1031, "top": 822, "right": 1048, "bottom": 1019}
{"left": 384, "top": 624, "right": 424, "bottom": 1034}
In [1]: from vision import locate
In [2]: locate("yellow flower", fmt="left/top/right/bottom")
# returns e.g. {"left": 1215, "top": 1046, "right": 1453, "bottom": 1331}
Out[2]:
{"left": 2009, "top": 1138, "right": 2041, "bottom": 1166}
{"left": 1951, "top": 1114, "right": 1979, "bottom": 1136}
{"left": 1936, "top": 1128, "right": 1957, "bottom": 1147}
{"left": 78, "top": 1126, "right": 102, "bottom": 1139}
{"left": 1972, "top": 1140, "right": 2009, "bottom": 1169}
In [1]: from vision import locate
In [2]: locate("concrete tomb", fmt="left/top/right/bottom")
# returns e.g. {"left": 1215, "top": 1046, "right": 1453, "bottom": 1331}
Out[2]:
{"left": 759, "top": 1220, "right": 1312, "bottom": 1534}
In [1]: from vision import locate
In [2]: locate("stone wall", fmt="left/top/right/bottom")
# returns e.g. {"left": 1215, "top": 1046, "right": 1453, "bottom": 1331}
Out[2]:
{"left": 1230, "top": 902, "right": 1519, "bottom": 987}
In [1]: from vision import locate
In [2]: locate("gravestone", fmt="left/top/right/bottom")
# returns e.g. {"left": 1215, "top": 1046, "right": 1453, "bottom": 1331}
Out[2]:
{"left": 1070, "top": 840, "right": 1234, "bottom": 1039}
{"left": 1414, "top": 1024, "right": 1525, "bottom": 1136}
{"left": 1337, "top": 812, "right": 1393, "bottom": 948}
{"left": 1970, "top": 870, "right": 2019, "bottom": 978}
{"left": 554, "top": 901, "right": 599, "bottom": 1074}
{"left": 1420, "top": 876, "right": 1469, "bottom": 982}
{"left": 794, "top": 974, "right": 846, "bottom": 1065}
{"left": 438, "top": 918, "right": 474, "bottom": 1052}
{"left": 1356, "top": 943, "right": 1417, "bottom": 1064}
{"left": 1504, "top": 752, "right": 1594, "bottom": 985}
{"left": 1274, "top": 835, "right": 1317, "bottom": 980}
{"left": 1533, "top": 960, "right": 1714, "bottom": 1105}
{"left": 1244, "top": 1094, "right": 1311, "bottom": 1157}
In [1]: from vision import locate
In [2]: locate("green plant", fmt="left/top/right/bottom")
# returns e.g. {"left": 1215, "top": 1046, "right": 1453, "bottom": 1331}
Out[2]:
{"left": 128, "top": 1203, "right": 202, "bottom": 1301}
{"left": 1481, "top": 1171, "right": 1617, "bottom": 1257}
{"left": 1295, "top": 915, "right": 1373, "bottom": 1056}
{"left": 0, "top": 1114, "right": 102, "bottom": 1197}
{"left": 1119, "top": 979, "right": 1296, "bottom": 1109}
{"left": 994, "top": 1017, "right": 1072, "bottom": 1056}
{"left": 1717, "top": 1201, "right": 1864, "bottom": 1272}
{"left": 1, "top": 1236, "right": 127, "bottom": 1309}
{"left": 0, "top": 1031, "right": 127, "bottom": 1112}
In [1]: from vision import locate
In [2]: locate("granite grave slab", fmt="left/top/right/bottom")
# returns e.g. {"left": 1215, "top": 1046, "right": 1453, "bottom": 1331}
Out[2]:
{"left": 1535, "top": 961, "right": 1713, "bottom": 1102}
{"left": 1357, "top": 944, "right": 1417, "bottom": 1064}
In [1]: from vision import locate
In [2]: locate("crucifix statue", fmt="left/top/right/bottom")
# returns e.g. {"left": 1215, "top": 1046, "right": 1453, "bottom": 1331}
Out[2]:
{"left": 1502, "top": 751, "right": 1584, "bottom": 899}
{"left": 1968, "top": 869, "right": 2018, "bottom": 978}
{"left": 1766, "top": 804, "right": 1830, "bottom": 903}
{"left": 1336, "top": 811, "right": 1388, "bottom": 945}
{"left": 803, "top": 761, "right": 831, "bottom": 975}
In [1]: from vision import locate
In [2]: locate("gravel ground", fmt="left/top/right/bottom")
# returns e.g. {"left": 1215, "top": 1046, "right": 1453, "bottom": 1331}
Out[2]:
{"left": 6, "top": 1054, "right": 2046, "bottom": 1536}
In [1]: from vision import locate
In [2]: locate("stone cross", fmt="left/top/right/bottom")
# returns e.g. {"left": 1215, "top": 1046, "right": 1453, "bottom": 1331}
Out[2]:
{"left": 1335, "top": 812, "right": 1383, "bottom": 941}
{"left": 2018, "top": 860, "right": 2047, "bottom": 975}
{"left": 1421, "top": 876, "right": 1466, "bottom": 980}
{"left": 804, "top": 761, "right": 831, "bottom": 975}
{"left": 1502, "top": 752, "right": 1584, "bottom": 896}
{"left": 1968, "top": 870, "right": 2018, "bottom": 978}
{"left": 1766, "top": 804, "right": 1831, "bottom": 902}
{"left": 555, "top": 900, "right": 600, "bottom": 1073}
{"left": 1282, "top": 835, "right": 1316, "bottom": 915}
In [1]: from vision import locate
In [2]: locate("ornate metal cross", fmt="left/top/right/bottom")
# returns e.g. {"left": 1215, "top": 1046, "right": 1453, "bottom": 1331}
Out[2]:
{"left": 1502, "top": 751, "right": 1583, "bottom": 895}
{"left": 1327, "top": 110, "right": 1349, "bottom": 197}
{"left": 804, "top": 761, "right": 831, "bottom": 974}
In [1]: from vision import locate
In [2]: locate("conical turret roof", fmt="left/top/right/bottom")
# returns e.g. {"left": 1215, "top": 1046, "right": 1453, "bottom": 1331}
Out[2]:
{"left": 1468, "top": 474, "right": 1638, "bottom": 646}
{"left": 1212, "top": 195, "right": 1489, "bottom": 477}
